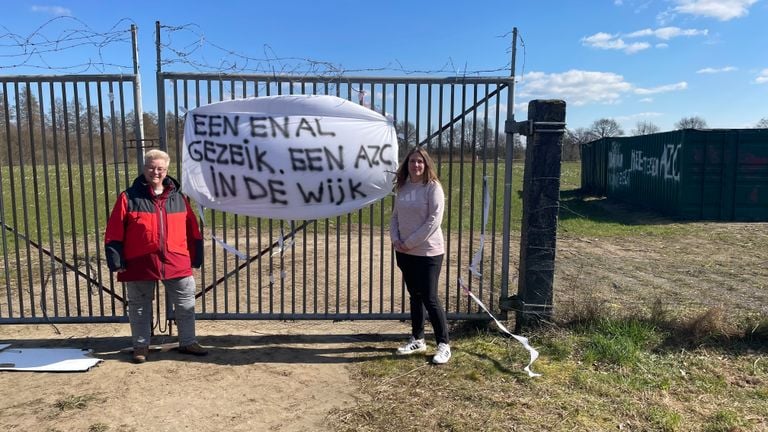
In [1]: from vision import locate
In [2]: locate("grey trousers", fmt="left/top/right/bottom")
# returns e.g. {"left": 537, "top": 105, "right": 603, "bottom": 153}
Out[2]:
{"left": 126, "top": 276, "right": 198, "bottom": 348}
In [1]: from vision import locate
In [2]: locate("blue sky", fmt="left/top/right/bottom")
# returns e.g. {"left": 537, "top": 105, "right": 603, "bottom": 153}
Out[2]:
{"left": 2, "top": 0, "right": 767, "bottom": 133}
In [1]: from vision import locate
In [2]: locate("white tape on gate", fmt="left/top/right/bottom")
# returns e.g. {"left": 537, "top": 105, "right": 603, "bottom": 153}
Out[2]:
{"left": 462, "top": 176, "right": 541, "bottom": 377}
{"left": 468, "top": 177, "right": 491, "bottom": 277}
{"left": 196, "top": 203, "right": 248, "bottom": 259}
{"left": 461, "top": 278, "right": 541, "bottom": 377}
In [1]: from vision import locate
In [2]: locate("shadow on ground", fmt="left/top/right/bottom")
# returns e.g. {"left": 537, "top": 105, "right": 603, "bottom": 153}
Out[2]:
{"left": 1, "top": 332, "right": 405, "bottom": 366}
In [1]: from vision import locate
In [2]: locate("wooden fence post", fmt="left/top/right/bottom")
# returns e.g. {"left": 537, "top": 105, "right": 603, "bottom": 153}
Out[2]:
{"left": 514, "top": 99, "right": 566, "bottom": 329}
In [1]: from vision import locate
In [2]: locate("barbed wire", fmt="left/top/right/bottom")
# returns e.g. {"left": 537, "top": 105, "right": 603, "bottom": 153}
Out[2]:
{"left": 158, "top": 22, "right": 515, "bottom": 77}
{"left": 0, "top": 16, "right": 135, "bottom": 74}
{"left": 0, "top": 18, "right": 521, "bottom": 78}
{"left": 498, "top": 29, "right": 527, "bottom": 81}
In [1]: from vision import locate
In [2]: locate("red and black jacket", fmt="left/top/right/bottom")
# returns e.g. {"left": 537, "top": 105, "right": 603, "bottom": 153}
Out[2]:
{"left": 104, "top": 175, "right": 203, "bottom": 282}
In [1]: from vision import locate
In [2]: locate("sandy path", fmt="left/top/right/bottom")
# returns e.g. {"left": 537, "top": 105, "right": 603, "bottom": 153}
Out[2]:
{"left": 0, "top": 320, "right": 406, "bottom": 432}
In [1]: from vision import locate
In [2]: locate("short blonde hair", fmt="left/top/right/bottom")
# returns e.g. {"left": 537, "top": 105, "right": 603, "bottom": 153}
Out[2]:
{"left": 144, "top": 149, "right": 170, "bottom": 167}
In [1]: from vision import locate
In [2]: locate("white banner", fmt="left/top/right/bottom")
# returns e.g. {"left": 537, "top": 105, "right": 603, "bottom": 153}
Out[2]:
{"left": 182, "top": 95, "right": 398, "bottom": 220}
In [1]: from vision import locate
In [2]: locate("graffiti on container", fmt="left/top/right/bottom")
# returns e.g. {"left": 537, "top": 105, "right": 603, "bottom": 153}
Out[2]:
{"left": 608, "top": 142, "right": 630, "bottom": 189}
{"left": 608, "top": 142, "right": 623, "bottom": 169}
{"left": 630, "top": 150, "right": 660, "bottom": 177}
{"left": 609, "top": 142, "right": 681, "bottom": 191}
{"left": 660, "top": 143, "right": 681, "bottom": 181}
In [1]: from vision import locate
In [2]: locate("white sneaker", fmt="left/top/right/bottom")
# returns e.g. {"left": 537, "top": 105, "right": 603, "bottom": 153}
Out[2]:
{"left": 432, "top": 343, "right": 451, "bottom": 364}
{"left": 396, "top": 337, "right": 427, "bottom": 355}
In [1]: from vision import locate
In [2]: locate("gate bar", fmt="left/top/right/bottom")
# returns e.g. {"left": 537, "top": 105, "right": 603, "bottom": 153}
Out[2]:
{"left": 1, "top": 222, "right": 125, "bottom": 303}
{"left": 195, "top": 221, "right": 312, "bottom": 299}
{"left": 417, "top": 83, "right": 507, "bottom": 148}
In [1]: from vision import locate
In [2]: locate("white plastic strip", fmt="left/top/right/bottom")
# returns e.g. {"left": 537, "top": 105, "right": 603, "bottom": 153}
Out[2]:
{"left": 196, "top": 202, "right": 248, "bottom": 259}
{"left": 212, "top": 235, "right": 248, "bottom": 260}
{"left": 468, "top": 177, "right": 490, "bottom": 277}
{"left": 460, "top": 278, "right": 541, "bottom": 377}
{"left": 270, "top": 222, "right": 296, "bottom": 257}
{"left": 461, "top": 176, "right": 541, "bottom": 377}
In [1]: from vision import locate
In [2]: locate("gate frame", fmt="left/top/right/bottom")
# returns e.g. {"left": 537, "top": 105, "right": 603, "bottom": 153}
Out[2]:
{"left": 0, "top": 25, "right": 549, "bottom": 325}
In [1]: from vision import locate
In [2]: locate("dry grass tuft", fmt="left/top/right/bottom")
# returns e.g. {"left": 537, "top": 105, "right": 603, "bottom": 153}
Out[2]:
{"left": 744, "top": 315, "right": 768, "bottom": 342}
{"left": 676, "top": 306, "right": 741, "bottom": 346}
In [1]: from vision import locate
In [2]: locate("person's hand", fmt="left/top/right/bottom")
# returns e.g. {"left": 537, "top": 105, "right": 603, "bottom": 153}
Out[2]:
{"left": 393, "top": 240, "right": 407, "bottom": 252}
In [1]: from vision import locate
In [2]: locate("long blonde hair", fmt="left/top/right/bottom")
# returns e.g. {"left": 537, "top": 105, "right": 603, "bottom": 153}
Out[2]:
{"left": 394, "top": 147, "right": 440, "bottom": 191}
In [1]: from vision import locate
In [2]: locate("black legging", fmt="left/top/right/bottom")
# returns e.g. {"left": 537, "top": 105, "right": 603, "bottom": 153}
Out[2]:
{"left": 395, "top": 252, "right": 449, "bottom": 345}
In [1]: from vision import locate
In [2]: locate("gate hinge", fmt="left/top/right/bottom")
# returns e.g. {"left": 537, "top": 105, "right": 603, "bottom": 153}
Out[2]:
{"left": 505, "top": 119, "right": 532, "bottom": 136}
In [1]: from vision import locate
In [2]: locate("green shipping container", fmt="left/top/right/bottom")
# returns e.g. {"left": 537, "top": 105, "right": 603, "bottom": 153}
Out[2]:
{"left": 580, "top": 129, "right": 768, "bottom": 221}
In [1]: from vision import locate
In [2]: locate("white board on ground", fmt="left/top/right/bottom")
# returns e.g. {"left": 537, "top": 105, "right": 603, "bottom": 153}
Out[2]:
{"left": 0, "top": 347, "right": 102, "bottom": 372}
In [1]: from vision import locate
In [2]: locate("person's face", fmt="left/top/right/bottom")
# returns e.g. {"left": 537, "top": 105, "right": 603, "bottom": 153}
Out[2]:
{"left": 408, "top": 153, "right": 426, "bottom": 180}
{"left": 144, "top": 158, "right": 168, "bottom": 188}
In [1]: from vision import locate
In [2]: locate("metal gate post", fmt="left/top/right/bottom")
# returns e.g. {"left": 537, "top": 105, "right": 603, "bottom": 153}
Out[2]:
{"left": 500, "top": 28, "right": 518, "bottom": 319}
{"left": 155, "top": 21, "right": 167, "bottom": 153}
{"left": 131, "top": 24, "right": 146, "bottom": 171}
{"left": 514, "top": 99, "right": 566, "bottom": 329}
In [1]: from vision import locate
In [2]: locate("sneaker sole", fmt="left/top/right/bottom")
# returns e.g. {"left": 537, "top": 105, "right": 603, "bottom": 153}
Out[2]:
{"left": 432, "top": 353, "right": 451, "bottom": 364}
{"left": 395, "top": 347, "right": 427, "bottom": 356}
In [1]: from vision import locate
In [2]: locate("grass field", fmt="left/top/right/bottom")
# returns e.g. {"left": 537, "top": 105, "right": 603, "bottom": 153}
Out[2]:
{"left": 1, "top": 159, "right": 766, "bottom": 430}
{"left": 0, "top": 158, "right": 524, "bottom": 247}
{"left": 323, "top": 161, "right": 768, "bottom": 432}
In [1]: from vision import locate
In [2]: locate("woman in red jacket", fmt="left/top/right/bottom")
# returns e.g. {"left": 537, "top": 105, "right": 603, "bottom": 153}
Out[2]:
{"left": 105, "top": 149, "right": 206, "bottom": 363}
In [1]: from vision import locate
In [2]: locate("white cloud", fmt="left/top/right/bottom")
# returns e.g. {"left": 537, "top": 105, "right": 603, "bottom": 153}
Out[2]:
{"left": 615, "top": 112, "right": 664, "bottom": 122}
{"left": 583, "top": 26, "right": 706, "bottom": 54}
{"left": 518, "top": 70, "right": 633, "bottom": 106}
{"left": 756, "top": 69, "right": 768, "bottom": 84}
{"left": 634, "top": 82, "right": 688, "bottom": 94}
{"left": 625, "top": 29, "right": 654, "bottom": 38}
{"left": 673, "top": 0, "right": 757, "bottom": 21}
{"left": 30, "top": 5, "right": 72, "bottom": 16}
{"left": 655, "top": 43, "right": 669, "bottom": 48}
{"left": 696, "top": 66, "right": 737, "bottom": 74}
{"left": 655, "top": 27, "right": 708, "bottom": 40}
{"left": 639, "top": 97, "right": 654, "bottom": 103}
{"left": 581, "top": 32, "right": 651, "bottom": 54}
{"left": 616, "top": 27, "right": 708, "bottom": 40}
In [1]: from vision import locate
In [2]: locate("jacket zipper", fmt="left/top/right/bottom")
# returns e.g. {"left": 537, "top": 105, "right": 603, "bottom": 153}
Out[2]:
{"left": 156, "top": 196, "right": 166, "bottom": 279}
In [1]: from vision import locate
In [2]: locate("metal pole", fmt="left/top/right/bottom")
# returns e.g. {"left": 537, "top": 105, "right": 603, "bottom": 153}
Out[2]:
{"left": 156, "top": 21, "right": 168, "bottom": 153}
{"left": 500, "top": 27, "right": 518, "bottom": 319}
{"left": 131, "top": 24, "right": 145, "bottom": 171}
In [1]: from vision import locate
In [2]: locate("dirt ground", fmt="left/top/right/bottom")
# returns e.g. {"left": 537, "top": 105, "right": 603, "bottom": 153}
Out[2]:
{"left": 1, "top": 221, "right": 766, "bottom": 432}
{"left": 0, "top": 320, "right": 408, "bottom": 432}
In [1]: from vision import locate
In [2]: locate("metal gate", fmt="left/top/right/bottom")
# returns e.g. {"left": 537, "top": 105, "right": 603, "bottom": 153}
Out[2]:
{"left": 0, "top": 72, "right": 145, "bottom": 323}
{"left": 1, "top": 25, "right": 519, "bottom": 323}
{"left": 158, "top": 73, "right": 516, "bottom": 321}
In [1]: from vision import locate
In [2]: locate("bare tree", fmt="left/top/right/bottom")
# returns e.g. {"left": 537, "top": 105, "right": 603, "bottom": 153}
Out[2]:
{"left": 631, "top": 120, "right": 660, "bottom": 136}
{"left": 674, "top": 116, "right": 708, "bottom": 129}
{"left": 589, "top": 118, "right": 624, "bottom": 138}
{"left": 756, "top": 117, "right": 768, "bottom": 128}
{"left": 562, "top": 127, "right": 596, "bottom": 161}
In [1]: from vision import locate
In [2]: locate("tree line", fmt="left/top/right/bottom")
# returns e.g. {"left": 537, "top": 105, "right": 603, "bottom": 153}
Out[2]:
{"left": 561, "top": 116, "right": 768, "bottom": 161}
{"left": 3, "top": 85, "right": 763, "bottom": 167}
{"left": 0, "top": 86, "right": 523, "bottom": 169}
{"left": 390, "top": 119, "right": 525, "bottom": 162}
{"left": 0, "top": 87, "right": 189, "bottom": 167}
